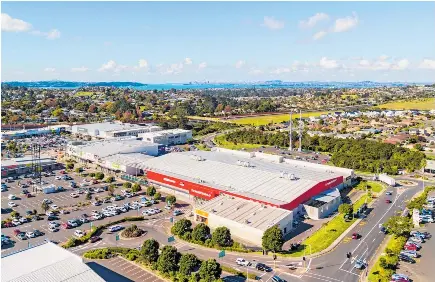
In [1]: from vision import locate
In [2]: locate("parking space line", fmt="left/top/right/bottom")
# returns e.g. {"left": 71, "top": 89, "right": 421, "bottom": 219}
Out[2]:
{"left": 120, "top": 265, "right": 135, "bottom": 272}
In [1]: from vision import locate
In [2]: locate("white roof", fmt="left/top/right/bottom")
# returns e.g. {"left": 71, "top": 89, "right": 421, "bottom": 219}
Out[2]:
{"left": 139, "top": 128, "right": 191, "bottom": 138}
{"left": 1, "top": 155, "right": 55, "bottom": 168}
{"left": 143, "top": 150, "right": 346, "bottom": 205}
{"left": 196, "top": 195, "right": 292, "bottom": 231}
{"left": 68, "top": 139, "right": 158, "bottom": 158}
{"left": 101, "top": 153, "right": 154, "bottom": 170}
{"left": 73, "top": 122, "right": 144, "bottom": 133}
{"left": 1, "top": 241, "right": 105, "bottom": 282}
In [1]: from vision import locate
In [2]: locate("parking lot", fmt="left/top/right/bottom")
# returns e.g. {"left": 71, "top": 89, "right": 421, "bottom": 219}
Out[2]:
{"left": 1, "top": 170, "right": 192, "bottom": 257}
{"left": 86, "top": 256, "right": 165, "bottom": 282}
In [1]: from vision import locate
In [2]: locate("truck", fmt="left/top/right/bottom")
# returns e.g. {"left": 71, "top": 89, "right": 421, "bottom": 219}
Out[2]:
{"left": 43, "top": 184, "right": 56, "bottom": 194}
{"left": 375, "top": 173, "right": 396, "bottom": 186}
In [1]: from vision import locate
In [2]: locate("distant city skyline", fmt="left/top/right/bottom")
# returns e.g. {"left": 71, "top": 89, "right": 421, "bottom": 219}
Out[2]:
{"left": 2, "top": 1, "right": 435, "bottom": 83}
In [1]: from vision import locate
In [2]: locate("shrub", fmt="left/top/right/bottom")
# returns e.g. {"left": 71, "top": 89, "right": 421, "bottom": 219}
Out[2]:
{"left": 89, "top": 172, "right": 96, "bottom": 177}
{"left": 66, "top": 163, "right": 74, "bottom": 169}
{"left": 147, "top": 186, "right": 156, "bottom": 196}
{"left": 122, "top": 224, "right": 144, "bottom": 238}
{"left": 123, "top": 182, "right": 132, "bottom": 189}
{"left": 154, "top": 192, "right": 161, "bottom": 201}
{"left": 83, "top": 248, "right": 111, "bottom": 259}
{"left": 95, "top": 172, "right": 105, "bottom": 180}
{"left": 105, "top": 176, "right": 115, "bottom": 183}
{"left": 132, "top": 183, "right": 141, "bottom": 193}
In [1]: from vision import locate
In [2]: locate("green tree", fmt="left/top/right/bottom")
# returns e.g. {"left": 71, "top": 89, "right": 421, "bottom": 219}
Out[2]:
{"left": 95, "top": 172, "right": 105, "bottom": 180}
{"left": 192, "top": 223, "right": 210, "bottom": 243}
{"left": 52, "top": 108, "right": 63, "bottom": 117}
{"left": 262, "top": 225, "right": 284, "bottom": 252}
{"left": 10, "top": 211, "right": 19, "bottom": 218}
{"left": 414, "top": 143, "right": 423, "bottom": 151}
{"left": 157, "top": 246, "right": 180, "bottom": 274}
{"left": 166, "top": 195, "right": 177, "bottom": 206}
{"left": 147, "top": 186, "right": 156, "bottom": 196}
{"left": 123, "top": 182, "right": 132, "bottom": 189}
{"left": 41, "top": 201, "right": 49, "bottom": 213}
{"left": 179, "top": 253, "right": 200, "bottom": 276}
{"left": 107, "top": 185, "right": 115, "bottom": 196}
{"left": 154, "top": 192, "right": 161, "bottom": 201}
{"left": 141, "top": 239, "right": 160, "bottom": 264}
{"left": 171, "top": 218, "right": 192, "bottom": 236}
{"left": 338, "top": 203, "right": 353, "bottom": 216}
{"left": 85, "top": 193, "right": 92, "bottom": 200}
{"left": 199, "top": 259, "right": 222, "bottom": 282}
{"left": 131, "top": 183, "right": 141, "bottom": 193}
{"left": 211, "top": 227, "right": 232, "bottom": 247}
{"left": 383, "top": 216, "right": 412, "bottom": 237}
{"left": 66, "top": 163, "right": 74, "bottom": 170}
{"left": 74, "top": 167, "right": 81, "bottom": 174}
{"left": 105, "top": 176, "right": 115, "bottom": 183}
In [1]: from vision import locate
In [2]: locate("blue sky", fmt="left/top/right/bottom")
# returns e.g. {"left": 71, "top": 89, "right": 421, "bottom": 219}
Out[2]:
{"left": 2, "top": 1, "right": 435, "bottom": 83}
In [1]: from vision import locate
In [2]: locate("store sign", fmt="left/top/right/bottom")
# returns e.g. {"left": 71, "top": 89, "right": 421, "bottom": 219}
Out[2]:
{"left": 191, "top": 189, "right": 212, "bottom": 198}
{"left": 163, "top": 178, "right": 176, "bottom": 184}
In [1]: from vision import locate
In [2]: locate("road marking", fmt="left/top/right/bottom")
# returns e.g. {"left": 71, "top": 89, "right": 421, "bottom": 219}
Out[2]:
{"left": 372, "top": 238, "right": 376, "bottom": 242}
{"left": 305, "top": 272, "right": 345, "bottom": 282}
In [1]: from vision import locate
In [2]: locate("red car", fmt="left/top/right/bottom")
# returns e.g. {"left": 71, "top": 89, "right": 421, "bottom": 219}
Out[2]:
{"left": 352, "top": 233, "right": 361, "bottom": 239}
{"left": 61, "top": 223, "right": 71, "bottom": 229}
{"left": 92, "top": 180, "right": 99, "bottom": 184}
{"left": 385, "top": 199, "right": 391, "bottom": 204}
{"left": 4, "top": 222, "right": 14, "bottom": 228}
{"left": 404, "top": 244, "right": 417, "bottom": 251}
{"left": 13, "top": 229, "right": 21, "bottom": 236}
{"left": 60, "top": 170, "right": 66, "bottom": 174}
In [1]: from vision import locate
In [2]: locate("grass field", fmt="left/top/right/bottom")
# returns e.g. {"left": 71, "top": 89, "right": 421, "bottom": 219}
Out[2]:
{"left": 376, "top": 98, "right": 435, "bottom": 110}
{"left": 230, "top": 111, "right": 330, "bottom": 126}
{"left": 74, "top": 91, "right": 94, "bottom": 97}
{"left": 353, "top": 193, "right": 373, "bottom": 212}
{"left": 187, "top": 116, "right": 222, "bottom": 122}
{"left": 214, "top": 135, "right": 266, "bottom": 150}
{"left": 355, "top": 181, "right": 385, "bottom": 194}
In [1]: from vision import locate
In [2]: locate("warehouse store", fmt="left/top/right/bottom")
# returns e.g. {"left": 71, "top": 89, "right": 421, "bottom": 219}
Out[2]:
{"left": 1, "top": 156, "right": 58, "bottom": 177}
{"left": 139, "top": 129, "right": 192, "bottom": 146}
{"left": 303, "top": 188, "right": 342, "bottom": 220}
{"left": 71, "top": 122, "right": 161, "bottom": 139}
{"left": 194, "top": 195, "right": 293, "bottom": 246}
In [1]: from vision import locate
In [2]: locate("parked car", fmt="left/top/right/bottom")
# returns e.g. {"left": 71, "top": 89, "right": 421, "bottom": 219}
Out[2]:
{"left": 400, "top": 250, "right": 419, "bottom": 258}
{"left": 70, "top": 193, "right": 79, "bottom": 198}
{"left": 25, "top": 231, "right": 35, "bottom": 238}
{"left": 74, "top": 230, "right": 86, "bottom": 238}
{"left": 90, "top": 236, "right": 101, "bottom": 243}
{"left": 16, "top": 232, "right": 27, "bottom": 240}
{"left": 33, "top": 229, "right": 43, "bottom": 237}
{"left": 173, "top": 210, "right": 182, "bottom": 216}
{"left": 391, "top": 274, "right": 410, "bottom": 281}
{"left": 8, "top": 202, "right": 17, "bottom": 208}
{"left": 108, "top": 225, "right": 124, "bottom": 232}
{"left": 48, "top": 226, "right": 58, "bottom": 232}
{"left": 271, "top": 275, "right": 286, "bottom": 282}
{"left": 398, "top": 254, "right": 415, "bottom": 263}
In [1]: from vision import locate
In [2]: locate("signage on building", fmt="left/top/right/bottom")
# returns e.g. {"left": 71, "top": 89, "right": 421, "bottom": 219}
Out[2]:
{"left": 163, "top": 177, "right": 176, "bottom": 184}
{"left": 191, "top": 189, "right": 212, "bottom": 198}
{"left": 195, "top": 209, "right": 209, "bottom": 218}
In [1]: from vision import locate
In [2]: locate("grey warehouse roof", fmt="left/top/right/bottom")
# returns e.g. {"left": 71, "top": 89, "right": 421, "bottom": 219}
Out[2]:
{"left": 143, "top": 150, "right": 347, "bottom": 205}
{"left": 1, "top": 155, "right": 56, "bottom": 168}
{"left": 101, "top": 152, "right": 155, "bottom": 170}
{"left": 196, "top": 195, "right": 292, "bottom": 231}
{"left": 69, "top": 139, "right": 158, "bottom": 158}
{"left": 73, "top": 122, "right": 144, "bottom": 132}
{"left": 1, "top": 241, "right": 105, "bottom": 282}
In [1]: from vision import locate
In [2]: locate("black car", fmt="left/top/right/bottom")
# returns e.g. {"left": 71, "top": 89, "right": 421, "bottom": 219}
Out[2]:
{"left": 256, "top": 263, "right": 272, "bottom": 272}
{"left": 33, "top": 230, "right": 43, "bottom": 237}
{"left": 47, "top": 215, "right": 58, "bottom": 220}
{"left": 399, "top": 254, "right": 415, "bottom": 263}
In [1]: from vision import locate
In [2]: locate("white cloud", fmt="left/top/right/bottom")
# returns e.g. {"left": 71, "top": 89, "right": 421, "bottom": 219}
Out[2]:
{"left": 161, "top": 63, "right": 184, "bottom": 75}
{"left": 249, "top": 68, "right": 263, "bottom": 75}
{"left": 30, "top": 29, "right": 61, "bottom": 40}
{"left": 98, "top": 60, "right": 127, "bottom": 72}
{"left": 299, "top": 13, "right": 329, "bottom": 28}
{"left": 359, "top": 59, "right": 371, "bottom": 67}
{"left": 44, "top": 67, "right": 56, "bottom": 72}
{"left": 379, "top": 55, "right": 389, "bottom": 61}
{"left": 391, "top": 59, "right": 410, "bottom": 70}
{"left": 1, "top": 13, "right": 32, "bottom": 32}
{"left": 319, "top": 57, "right": 339, "bottom": 69}
{"left": 198, "top": 62, "right": 207, "bottom": 70}
{"left": 313, "top": 31, "right": 327, "bottom": 40}
{"left": 71, "top": 67, "right": 89, "bottom": 72}
{"left": 138, "top": 59, "right": 149, "bottom": 68}
{"left": 184, "top": 58, "right": 193, "bottom": 65}
{"left": 332, "top": 13, "right": 359, "bottom": 33}
{"left": 419, "top": 59, "right": 435, "bottom": 70}
{"left": 235, "top": 60, "right": 246, "bottom": 69}
{"left": 262, "top": 16, "right": 285, "bottom": 30}
{"left": 270, "top": 67, "right": 291, "bottom": 74}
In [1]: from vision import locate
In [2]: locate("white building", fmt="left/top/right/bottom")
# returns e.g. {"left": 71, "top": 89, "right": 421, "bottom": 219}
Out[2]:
{"left": 71, "top": 122, "right": 162, "bottom": 139}
{"left": 303, "top": 188, "right": 342, "bottom": 220}
{"left": 139, "top": 129, "right": 192, "bottom": 146}
{"left": 1, "top": 241, "right": 105, "bottom": 282}
{"left": 194, "top": 195, "right": 293, "bottom": 247}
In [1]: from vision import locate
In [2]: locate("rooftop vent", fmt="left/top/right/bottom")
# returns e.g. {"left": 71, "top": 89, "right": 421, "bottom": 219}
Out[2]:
{"left": 289, "top": 174, "right": 296, "bottom": 180}
{"left": 190, "top": 155, "right": 204, "bottom": 161}
{"left": 211, "top": 209, "right": 216, "bottom": 213}
{"left": 245, "top": 219, "right": 251, "bottom": 224}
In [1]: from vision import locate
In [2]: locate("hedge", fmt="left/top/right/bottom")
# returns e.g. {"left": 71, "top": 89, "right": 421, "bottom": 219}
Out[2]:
{"left": 63, "top": 216, "right": 145, "bottom": 249}
{"left": 407, "top": 186, "right": 435, "bottom": 211}
{"left": 83, "top": 247, "right": 140, "bottom": 260}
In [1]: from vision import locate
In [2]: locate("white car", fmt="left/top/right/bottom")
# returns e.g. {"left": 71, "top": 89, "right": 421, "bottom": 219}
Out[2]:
{"left": 93, "top": 214, "right": 103, "bottom": 220}
{"left": 236, "top": 258, "right": 251, "bottom": 267}
{"left": 50, "top": 204, "right": 59, "bottom": 210}
{"left": 12, "top": 219, "right": 21, "bottom": 226}
{"left": 42, "top": 199, "right": 53, "bottom": 204}
{"left": 74, "top": 230, "right": 86, "bottom": 238}
{"left": 103, "top": 212, "right": 113, "bottom": 217}
{"left": 118, "top": 207, "right": 127, "bottom": 213}
{"left": 108, "top": 225, "right": 123, "bottom": 232}
{"left": 48, "top": 221, "right": 59, "bottom": 228}
{"left": 46, "top": 211, "right": 55, "bottom": 216}
{"left": 19, "top": 217, "right": 28, "bottom": 223}
{"left": 48, "top": 226, "right": 58, "bottom": 232}
{"left": 67, "top": 220, "right": 78, "bottom": 227}
{"left": 92, "top": 201, "right": 101, "bottom": 206}
{"left": 8, "top": 202, "right": 17, "bottom": 207}
{"left": 70, "top": 193, "right": 79, "bottom": 198}
{"left": 8, "top": 194, "right": 16, "bottom": 200}
{"left": 26, "top": 231, "right": 35, "bottom": 238}
{"left": 80, "top": 182, "right": 88, "bottom": 187}
{"left": 55, "top": 176, "right": 62, "bottom": 180}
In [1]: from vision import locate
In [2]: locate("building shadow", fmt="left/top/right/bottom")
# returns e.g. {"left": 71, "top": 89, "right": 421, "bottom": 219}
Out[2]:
{"left": 86, "top": 261, "right": 134, "bottom": 282}
{"left": 223, "top": 275, "right": 246, "bottom": 282}
{"left": 283, "top": 222, "right": 314, "bottom": 242}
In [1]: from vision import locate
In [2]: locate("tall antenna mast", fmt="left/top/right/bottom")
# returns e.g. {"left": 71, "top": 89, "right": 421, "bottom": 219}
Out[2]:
{"left": 289, "top": 111, "right": 292, "bottom": 151}
{"left": 298, "top": 110, "right": 302, "bottom": 152}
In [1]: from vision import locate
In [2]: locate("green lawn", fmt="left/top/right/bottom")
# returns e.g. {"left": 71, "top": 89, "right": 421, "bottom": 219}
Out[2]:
{"left": 353, "top": 194, "right": 373, "bottom": 212}
{"left": 214, "top": 135, "right": 266, "bottom": 150}
{"left": 230, "top": 111, "right": 330, "bottom": 126}
{"left": 74, "top": 91, "right": 94, "bottom": 97}
{"left": 376, "top": 98, "right": 435, "bottom": 110}
{"left": 355, "top": 181, "right": 385, "bottom": 194}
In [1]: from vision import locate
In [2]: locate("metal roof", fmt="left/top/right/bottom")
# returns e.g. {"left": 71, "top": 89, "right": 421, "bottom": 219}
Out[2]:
{"left": 143, "top": 150, "right": 346, "bottom": 205}
{"left": 196, "top": 195, "right": 292, "bottom": 231}
{"left": 101, "top": 152, "right": 155, "bottom": 170}
{"left": 139, "top": 128, "right": 191, "bottom": 138}
{"left": 1, "top": 155, "right": 56, "bottom": 168}
{"left": 68, "top": 139, "right": 158, "bottom": 158}
{"left": 72, "top": 122, "right": 144, "bottom": 133}
{"left": 1, "top": 241, "right": 105, "bottom": 282}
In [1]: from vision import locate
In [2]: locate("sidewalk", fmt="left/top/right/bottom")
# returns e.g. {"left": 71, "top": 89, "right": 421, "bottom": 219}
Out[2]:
{"left": 360, "top": 235, "right": 391, "bottom": 282}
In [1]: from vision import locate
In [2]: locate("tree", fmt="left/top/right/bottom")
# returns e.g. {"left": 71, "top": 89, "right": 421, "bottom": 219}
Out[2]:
{"left": 154, "top": 192, "right": 161, "bottom": 201}
{"left": 199, "top": 259, "right": 222, "bottom": 282}
{"left": 383, "top": 216, "right": 412, "bottom": 237}
{"left": 95, "top": 172, "right": 105, "bottom": 180}
{"left": 338, "top": 203, "right": 353, "bottom": 216}
{"left": 132, "top": 183, "right": 141, "bottom": 193}
{"left": 108, "top": 185, "right": 115, "bottom": 196}
{"left": 75, "top": 167, "right": 82, "bottom": 174}
{"left": 262, "top": 225, "right": 284, "bottom": 252}
{"left": 192, "top": 223, "right": 210, "bottom": 243}
{"left": 179, "top": 253, "right": 200, "bottom": 276}
{"left": 157, "top": 246, "right": 180, "bottom": 274}
{"left": 105, "top": 176, "right": 115, "bottom": 183}
{"left": 10, "top": 211, "right": 19, "bottom": 218}
{"left": 141, "top": 239, "right": 159, "bottom": 264}
{"left": 171, "top": 219, "right": 192, "bottom": 236}
{"left": 166, "top": 195, "right": 176, "bottom": 206}
{"left": 85, "top": 193, "right": 92, "bottom": 200}
{"left": 147, "top": 186, "right": 156, "bottom": 196}
{"left": 211, "top": 227, "right": 232, "bottom": 247}
{"left": 41, "top": 201, "right": 49, "bottom": 213}
{"left": 66, "top": 163, "right": 74, "bottom": 170}
{"left": 414, "top": 144, "right": 423, "bottom": 151}
{"left": 123, "top": 182, "right": 132, "bottom": 189}
{"left": 52, "top": 108, "right": 63, "bottom": 117}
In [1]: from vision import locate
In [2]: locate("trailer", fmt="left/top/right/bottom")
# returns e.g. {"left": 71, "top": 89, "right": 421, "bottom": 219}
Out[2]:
{"left": 376, "top": 174, "right": 396, "bottom": 186}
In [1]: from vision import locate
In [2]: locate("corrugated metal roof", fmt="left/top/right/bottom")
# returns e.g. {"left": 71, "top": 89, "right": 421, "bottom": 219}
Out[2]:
{"left": 69, "top": 139, "right": 158, "bottom": 158}
{"left": 101, "top": 152, "right": 154, "bottom": 170}
{"left": 143, "top": 150, "right": 344, "bottom": 205}
{"left": 1, "top": 242, "right": 105, "bottom": 282}
{"left": 196, "top": 195, "right": 292, "bottom": 231}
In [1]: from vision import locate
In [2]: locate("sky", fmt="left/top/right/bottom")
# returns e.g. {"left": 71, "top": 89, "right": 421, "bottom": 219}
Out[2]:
{"left": 2, "top": 1, "right": 435, "bottom": 83}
